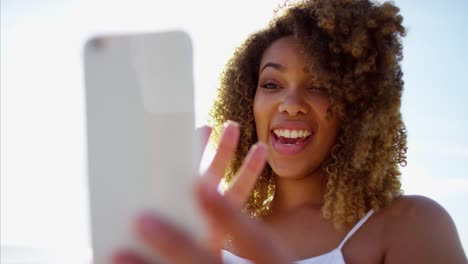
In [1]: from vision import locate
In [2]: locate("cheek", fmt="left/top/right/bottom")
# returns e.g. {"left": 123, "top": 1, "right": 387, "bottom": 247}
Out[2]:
{"left": 309, "top": 94, "right": 331, "bottom": 117}
{"left": 320, "top": 114, "right": 341, "bottom": 148}
{"left": 310, "top": 96, "right": 340, "bottom": 138}
{"left": 253, "top": 94, "right": 270, "bottom": 142}
{"left": 327, "top": 119, "right": 341, "bottom": 140}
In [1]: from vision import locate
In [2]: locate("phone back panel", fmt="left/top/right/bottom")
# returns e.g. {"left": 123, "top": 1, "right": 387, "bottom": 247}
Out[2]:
{"left": 83, "top": 31, "right": 203, "bottom": 263}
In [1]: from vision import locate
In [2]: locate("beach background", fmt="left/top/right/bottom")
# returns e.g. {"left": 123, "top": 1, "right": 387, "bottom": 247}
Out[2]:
{"left": 2, "top": 0, "right": 467, "bottom": 262}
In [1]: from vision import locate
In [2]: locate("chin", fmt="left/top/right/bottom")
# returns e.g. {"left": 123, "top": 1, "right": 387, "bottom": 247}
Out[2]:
{"left": 269, "top": 161, "right": 319, "bottom": 180}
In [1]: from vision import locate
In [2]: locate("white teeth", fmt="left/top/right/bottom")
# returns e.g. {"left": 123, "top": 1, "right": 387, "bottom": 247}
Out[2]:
{"left": 278, "top": 130, "right": 284, "bottom": 137}
{"left": 298, "top": 130, "right": 304, "bottom": 137}
{"left": 273, "top": 129, "right": 312, "bottom": 139}
{"left": 291, "top": 130, "right": 298, "bottom": 139}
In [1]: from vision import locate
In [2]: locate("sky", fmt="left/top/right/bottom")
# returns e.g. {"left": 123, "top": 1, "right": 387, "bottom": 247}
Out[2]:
{"left": 1, "top": 0, "right": 467, "bottom": 262}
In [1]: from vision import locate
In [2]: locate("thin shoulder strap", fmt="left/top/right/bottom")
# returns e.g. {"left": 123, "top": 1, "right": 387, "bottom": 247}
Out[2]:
{"left": 338, "top": 209, "right": 375, "bottom": 249}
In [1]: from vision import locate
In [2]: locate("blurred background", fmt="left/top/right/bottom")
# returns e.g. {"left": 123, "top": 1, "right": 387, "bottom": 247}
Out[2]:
{"left": 1, "top": 0, "right": 467, "bottom": 262}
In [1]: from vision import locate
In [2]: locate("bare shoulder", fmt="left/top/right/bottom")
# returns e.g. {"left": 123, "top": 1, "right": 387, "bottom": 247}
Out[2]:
{"left": 381, "top": 195, "right": 467, "bottom": 263}
{"left": 387, "top": 194, "right": 453, "bottom": 220}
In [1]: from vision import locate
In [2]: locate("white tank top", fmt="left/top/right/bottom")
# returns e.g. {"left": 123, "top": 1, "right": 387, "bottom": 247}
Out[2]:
{"left": 221, "top": 209, "right": 374, "bottom": 264}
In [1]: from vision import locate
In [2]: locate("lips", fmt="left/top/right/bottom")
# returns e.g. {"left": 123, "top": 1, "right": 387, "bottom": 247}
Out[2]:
{"left": 275, "top": 134, "right": 310, "bottom": 144}
{"left": 270, "top": 125, "right": 315, "bottom": 156}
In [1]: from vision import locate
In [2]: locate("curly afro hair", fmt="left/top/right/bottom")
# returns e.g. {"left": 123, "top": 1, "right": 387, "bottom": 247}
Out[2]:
{"left": 209, "top": 0, "right": 407, "bottom": 228}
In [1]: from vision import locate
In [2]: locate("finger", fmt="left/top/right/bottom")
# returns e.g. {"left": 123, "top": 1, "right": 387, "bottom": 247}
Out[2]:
{"left": 204, "top": 121, "right": 240, "bottom": 187}
{"left": 195, "top": 125, "right": 213, "bottom": 167}
{"left": 225, "top": 143, "right": 267, "bottom": 207}
{"left": 112, "top": 249, "right": 150, "bottom": 264}
{"left": 195, "top": 183, "right": 293, "bottom": 264}
{"left": 135, "top": 213, "right": 218, "bottom": 264}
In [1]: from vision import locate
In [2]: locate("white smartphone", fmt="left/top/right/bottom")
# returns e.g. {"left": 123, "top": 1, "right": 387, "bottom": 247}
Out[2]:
{"left": 83, "top": 30, "right": 204, "bottom": 263}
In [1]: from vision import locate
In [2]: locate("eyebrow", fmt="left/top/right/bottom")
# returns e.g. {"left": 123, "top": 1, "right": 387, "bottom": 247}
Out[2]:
{"left": 260, "top": 62, "right": 311, "bottom": 74}
{"left": 260, "top": 62, "right": 286, "bottom": 73}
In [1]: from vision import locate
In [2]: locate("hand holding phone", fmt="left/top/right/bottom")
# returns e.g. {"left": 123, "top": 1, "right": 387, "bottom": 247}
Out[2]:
{"left": 112, "top": 123, "right": 275, "bottom": 264}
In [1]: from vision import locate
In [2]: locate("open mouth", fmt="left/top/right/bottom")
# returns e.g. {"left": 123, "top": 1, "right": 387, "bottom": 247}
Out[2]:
{"left": 270, "top": 128, "right": 314, "bottom": 156}
{"left": 272, "top": 129, "right": 312, "bottom": 144}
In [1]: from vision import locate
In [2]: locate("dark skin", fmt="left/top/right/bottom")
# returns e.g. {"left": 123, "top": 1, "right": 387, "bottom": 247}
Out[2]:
{"left": 225, "top": 36, "right": 466, "bottom": 263}
{"left": 113, "top": 127, "right": 466, "bottom": 263}
{"left": 113, "top": 37, "right": 467, "bottom": 264}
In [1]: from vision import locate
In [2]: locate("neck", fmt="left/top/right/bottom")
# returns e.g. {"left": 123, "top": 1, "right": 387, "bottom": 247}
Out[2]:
{"left": 271, "top": 169, "right": 327, "bottom": 214}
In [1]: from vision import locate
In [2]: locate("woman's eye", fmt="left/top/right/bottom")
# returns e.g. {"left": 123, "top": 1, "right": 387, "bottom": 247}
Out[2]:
{"left": 260, "top": 81, "right": 280, "bottom": 90}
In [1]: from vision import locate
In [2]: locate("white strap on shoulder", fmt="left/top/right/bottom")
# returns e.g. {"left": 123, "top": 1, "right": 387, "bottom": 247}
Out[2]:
{"left": 338, "top": 209, "right": 374, "bottom": 249}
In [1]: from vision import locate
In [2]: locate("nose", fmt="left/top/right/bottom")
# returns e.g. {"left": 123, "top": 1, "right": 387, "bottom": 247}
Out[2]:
{"left": 278, "top": 89, "right": 309, "bottom": 116}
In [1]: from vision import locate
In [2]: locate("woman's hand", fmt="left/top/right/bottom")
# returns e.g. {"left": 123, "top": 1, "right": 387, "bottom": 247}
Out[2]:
{"left": 202, "top": 121, "right": 267, "bottom": 208}
{"left": 112, "top": 121, "right": 293, "bottom": 264}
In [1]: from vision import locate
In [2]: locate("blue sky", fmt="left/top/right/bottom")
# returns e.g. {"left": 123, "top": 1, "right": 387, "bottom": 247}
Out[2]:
{"left": 1, "top": 0, "right": 467, "bottom": 261}
{"left": 397, "top": 0, "right": 468, "bottom": 253}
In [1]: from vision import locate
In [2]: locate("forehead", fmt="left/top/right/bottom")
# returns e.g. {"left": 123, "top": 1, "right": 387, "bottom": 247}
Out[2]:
{"left": 260, "top": 36, "right": 306, "bottom": 67}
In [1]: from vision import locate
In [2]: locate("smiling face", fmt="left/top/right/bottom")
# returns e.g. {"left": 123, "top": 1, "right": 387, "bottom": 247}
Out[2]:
{"left": 254, "top": 36, "right": 340, "bottom": 179}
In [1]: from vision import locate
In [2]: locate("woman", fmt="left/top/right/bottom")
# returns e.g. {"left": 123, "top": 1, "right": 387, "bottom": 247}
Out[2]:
{"left": 113, "top": 0, "right": 467, "bottom": 263}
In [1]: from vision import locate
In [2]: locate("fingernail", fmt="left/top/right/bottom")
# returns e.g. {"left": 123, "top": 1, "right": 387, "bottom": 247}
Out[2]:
{"left": 202, "top": 124, "right": 212, "bottom": 133}
{"left": 201, "top": 125, "right": 213, "bottom": 140}
{"left": 254, "top": 142, "right": 267, "bottom": 152}
{"left": 251, "top": 143, "right": 268, "bottom": 159}
{"left": 221, "top": 121, "right": 240, "bottom": 142}
{"left": 223, "top": 120, "right": 239, "bottom": 128}
{"left": 137, "top": 213, "right": 163, "bottom": 236}
{"left": 112, "top": 250, "right": 145, "bottom": 264}
{"left": 205, "top": 125, "right": 213, "bottom": 133}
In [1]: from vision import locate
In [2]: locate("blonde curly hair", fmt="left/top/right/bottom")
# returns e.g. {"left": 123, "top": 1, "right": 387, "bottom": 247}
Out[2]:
{"left": 209, "top": 0, "right": 407, "bottom": 228}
